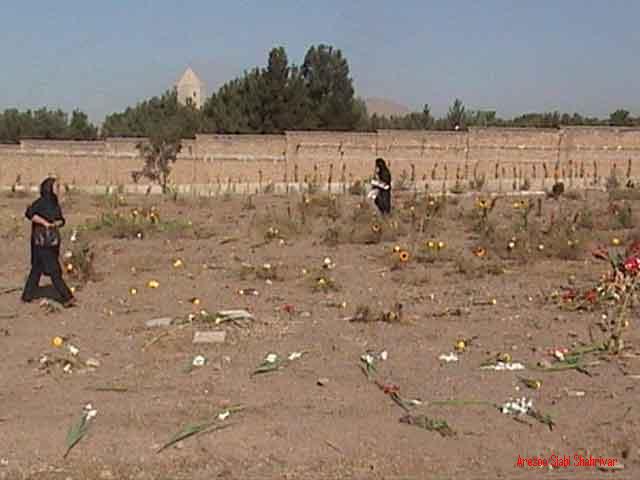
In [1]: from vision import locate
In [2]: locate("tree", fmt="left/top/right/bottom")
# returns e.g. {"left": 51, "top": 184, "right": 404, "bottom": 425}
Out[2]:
{"left": 67, "top": 110, "right": 98, "bottom": 140}
{"left": 102, "top": 90, "right": 201, "bottom": 138}
{"left": 301, "top": 44, "right": 360, "bottom": 129}
{"left": 447, "top": 98, "right": 466, "bottom": 130}
{"left": 133, "top": 127, "right": 182, "bottom": 193}
{"left": 609, "top": 109, "right": 631, "bottom": 127}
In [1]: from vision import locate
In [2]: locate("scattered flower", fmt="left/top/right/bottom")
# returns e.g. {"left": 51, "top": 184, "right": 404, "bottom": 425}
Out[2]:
{"left": 438, "top": 352, "right": 459, "bottom": 363}
{"left": 192, "top": 355, "right": 206, "bottom": 367}
{"left": 481, "top": 361, "right": 525, "bottom": 371}
{"left": 265, "top": 353, "right": 279, "bottom": 364}
{"left": 500, "top": 397, "right": 533, "bottom": 416}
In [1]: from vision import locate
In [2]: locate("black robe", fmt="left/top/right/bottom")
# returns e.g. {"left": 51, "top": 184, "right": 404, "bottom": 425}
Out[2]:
{"left": 372, "top": 167, "right": 392, "bottom": 215}
{"left": 22, "top": 181, "right": 73, "bottom": 303}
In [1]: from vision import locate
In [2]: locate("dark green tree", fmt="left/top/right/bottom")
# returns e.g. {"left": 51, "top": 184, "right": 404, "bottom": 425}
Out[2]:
{"left": 301, "top": 44, "right": 361, "bottom": 129}
{"left": 67, "top": 110, "right": 98, "bottom": 139}
{"left": 609, "top": 109, "right": 631, "bottom": 126}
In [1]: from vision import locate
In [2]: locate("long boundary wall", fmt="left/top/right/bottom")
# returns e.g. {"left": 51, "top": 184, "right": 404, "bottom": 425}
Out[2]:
{"left": 2, "top": 127, "right": 640, "bottom": 193}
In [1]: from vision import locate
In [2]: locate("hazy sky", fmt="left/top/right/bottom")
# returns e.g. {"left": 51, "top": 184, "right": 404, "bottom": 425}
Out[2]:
{"left": 2, "top": 0, "right": 639, "bottom": 123}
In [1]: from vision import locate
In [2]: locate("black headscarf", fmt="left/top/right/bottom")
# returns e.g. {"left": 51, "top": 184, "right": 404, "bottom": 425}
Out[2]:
{"left": 25, "top": 177, "right": 65, "bottom": 226}
{"left": 375, "top": 158, "right": 391, "bottom": 186}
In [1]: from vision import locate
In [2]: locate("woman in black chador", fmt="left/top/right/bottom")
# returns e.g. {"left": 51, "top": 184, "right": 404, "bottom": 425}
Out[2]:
{"left": 21, "top": 177, "right": 75, "bottom": 307}
{"left": 369, "top": 157, "right": 392, "bottom": 215}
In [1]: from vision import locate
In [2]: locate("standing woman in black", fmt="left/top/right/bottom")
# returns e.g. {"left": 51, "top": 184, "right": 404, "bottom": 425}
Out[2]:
{"left": 21, "top": 177, "right": 76, "bottom": 307}
{"left": 369, "top": 157, "right": 392, "bottom": 215}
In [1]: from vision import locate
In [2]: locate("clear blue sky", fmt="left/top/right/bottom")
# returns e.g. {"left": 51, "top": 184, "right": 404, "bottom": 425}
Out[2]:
{"left": 2, "top": 0, "right": 638, "bottom": 123}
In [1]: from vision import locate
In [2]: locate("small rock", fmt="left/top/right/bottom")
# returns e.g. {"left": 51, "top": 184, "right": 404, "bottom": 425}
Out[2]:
{"left": 193, "top": 331, "right": 226, "bottom": 344}
{"left": 145, "top": 317, "right": 173, "bottom": 328}
{"left": 317, "top": 377, "right": 329, "bottom": 386}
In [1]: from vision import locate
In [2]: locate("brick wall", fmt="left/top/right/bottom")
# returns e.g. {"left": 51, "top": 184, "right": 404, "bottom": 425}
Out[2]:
{"left": 2, "top": 127, "right": 640, "bottom": 190}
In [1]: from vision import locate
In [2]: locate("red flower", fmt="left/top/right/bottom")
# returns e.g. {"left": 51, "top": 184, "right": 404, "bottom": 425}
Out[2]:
{"left": 562, "top": 289, "right": 576, "bottom": 301}
{"left": 623, "top": 255, "right": 640, "bottom": 275}
{"left": 584, "top": 289, "right": 598, "bottom": 304}
{"left": 282, "top": 304, "right": 295, "bottom": 314}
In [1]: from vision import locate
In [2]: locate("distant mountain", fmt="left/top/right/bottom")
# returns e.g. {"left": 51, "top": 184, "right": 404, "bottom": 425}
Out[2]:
{"left": 364, "top": 97, "right": 411, "bottom": 117}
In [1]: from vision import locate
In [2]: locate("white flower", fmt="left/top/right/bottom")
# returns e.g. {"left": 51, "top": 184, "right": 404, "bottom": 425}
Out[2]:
{"left": 481, "top": 361, "right": 525, "bottom": 371}
{"left": 361, "top": 354, "right": 375, "bottom": 365}
{"left": 217, "top": 410, "right": 230, "bottom": 421}
{"left": 70, "top": 230, "right": 78, "bottom": 242}
{"left": 192, "top": 355, "right": 206, "bottom": 367}
{"left": 438, "top": 352, "right": 459, "bottom": 363}
{"left": 323, "top": 257, "right": 335, "bottom": 269}
{"left": 63, "top": 250, "right": 73, "bottom": 259}
{"left": 67, "top": 345, "right": 79, "bottom": 356}
{"left": 288, "top": 351, "right": 303, "bottom": 361}
{"left": 265, "top": 353, "right": 278, "bottom": 363}
{"left": 379, "top": 350, "right": 388, "bottom": 361}
{"left": 500, "top": 397, "right": 533, "bottom": 416}
{"left": 263, "top": 263, "right": 272, "bottom": 270}
{"left": 63, "top": 363, "right": 72, "bottom": 374}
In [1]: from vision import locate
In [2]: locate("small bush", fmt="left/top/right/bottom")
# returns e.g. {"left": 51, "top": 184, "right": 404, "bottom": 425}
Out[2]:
{"left": 62, "top": 240, "right": 99, "bottom": 283}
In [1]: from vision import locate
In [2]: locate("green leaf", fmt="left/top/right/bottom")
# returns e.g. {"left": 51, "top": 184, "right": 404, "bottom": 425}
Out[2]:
{"left": 157, "top": 422, "right": 232, "bottom": 453}
{"left": 63, "top": 412, "right": 91, "bottom": 458}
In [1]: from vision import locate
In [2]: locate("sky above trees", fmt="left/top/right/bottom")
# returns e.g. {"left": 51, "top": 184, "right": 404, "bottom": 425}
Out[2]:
{"left": 2, "top": 1, "right": 639, "bottom": 123}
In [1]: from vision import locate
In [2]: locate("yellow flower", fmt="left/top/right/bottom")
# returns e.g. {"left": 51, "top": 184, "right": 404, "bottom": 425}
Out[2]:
{"left": 612, "top": 237, "right": 621, "bottom": 246}
{"left": 52, "top": 336, "right": 64, "bottom": 348}
{"left": 399, "top": 250, "right": 410, "bottom": 262}
{"left": 190, "top": 297, "right": 200, "bottom": 305}
{"left": 173, "top": 259, "right": 184, "bottom": 268}
{"left": 129, "top": 287, "right": 138, "bottom": 295}
{"left": 498, "top": 352, "right": 511, "bottom": 363}
{"left": 147, "top": 280, "right": 159, "bottom": 289}
{"left": 455, "top": 340, "right": 466, "bottom": 352}
{"left": 537, "top": 244, "right": 545, "bottom": 251}
{"left": 473, "top": 247, "right": 486, "bottom": 257}
{"left": 437, "top": 241, "right": 445, "bottom": 250}
{"left": 427, "top": 241, "right": 436, "bottom": 249}
{"left": 393, "top": 245, "right": 401, "bottom": 253}
{"left": 65, "top": 263, "right": 74, "bottom": 272}
{"left": 371, "top": 223, "right": 381, "bottom": 233}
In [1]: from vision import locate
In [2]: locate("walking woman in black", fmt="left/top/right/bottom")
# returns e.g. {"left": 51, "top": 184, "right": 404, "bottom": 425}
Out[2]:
{"left": 368, "top": 157, "right": 392, "bottom": 215}
{"left": 21, "top": 177, "right": 76, "bottom": 307}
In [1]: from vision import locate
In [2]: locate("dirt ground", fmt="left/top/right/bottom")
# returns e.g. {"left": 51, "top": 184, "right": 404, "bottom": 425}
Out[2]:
{"left": 1, "top": 187, "right": 639, "bottom": 480}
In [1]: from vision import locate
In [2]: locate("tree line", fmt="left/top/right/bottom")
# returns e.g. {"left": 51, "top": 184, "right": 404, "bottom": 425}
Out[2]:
{"left": 0, "top": 108, "right": 98, "bottom": 143}
{"left": 1, "top": 43, "right": 640, "bottom": 143}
